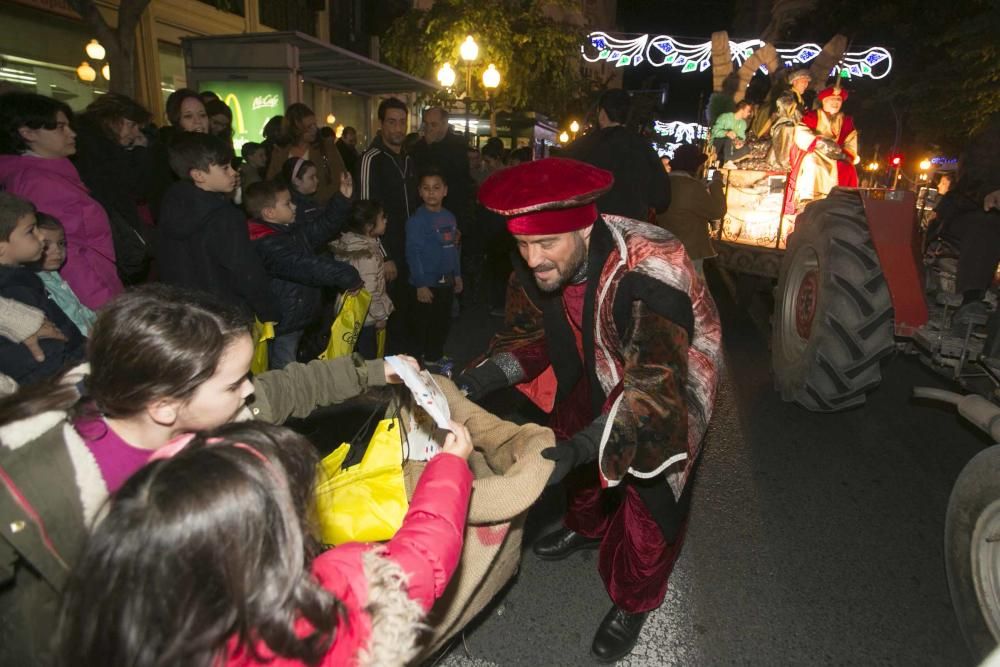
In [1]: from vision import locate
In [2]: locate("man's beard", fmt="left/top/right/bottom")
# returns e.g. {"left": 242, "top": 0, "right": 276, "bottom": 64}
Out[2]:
{"left": 533, "top": 235, "right": 588, "bottom": 293}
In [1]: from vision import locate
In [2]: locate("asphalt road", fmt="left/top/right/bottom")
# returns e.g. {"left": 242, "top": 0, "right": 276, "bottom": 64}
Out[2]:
{"left": 425, "top": 272, "right": 991, "bottom": 666}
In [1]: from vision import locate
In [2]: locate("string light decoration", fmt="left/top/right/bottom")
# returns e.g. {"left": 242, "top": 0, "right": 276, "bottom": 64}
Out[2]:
{"left": 582, "top": 32, "right": 892, "bottom": 80}
{"left": 651, "top": 120, "right": 708, "bottom": 159}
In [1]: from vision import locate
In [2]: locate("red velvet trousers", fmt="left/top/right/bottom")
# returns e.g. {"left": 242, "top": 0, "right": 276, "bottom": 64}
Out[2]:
{"left": 563, "top": 467, "right": 688, "bottom": 613}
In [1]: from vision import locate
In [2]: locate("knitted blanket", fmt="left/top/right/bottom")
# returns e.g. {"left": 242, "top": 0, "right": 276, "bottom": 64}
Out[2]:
{"left": 401, "top": 377, "right": 554, "bottom": 661}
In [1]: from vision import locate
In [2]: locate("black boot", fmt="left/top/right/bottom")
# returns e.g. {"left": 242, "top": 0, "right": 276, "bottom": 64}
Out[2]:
{"left": 531, "top": 527, "right": 600, "bottom": 561}
{"left": 591, "top": 605, "right": 649, "bottom": 663}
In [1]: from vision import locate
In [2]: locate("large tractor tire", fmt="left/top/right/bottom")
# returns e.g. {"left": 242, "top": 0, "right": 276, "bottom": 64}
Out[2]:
{"left": 945, "top": 444, "right": 1000, "bottom": 661}
{"left": 772, "top": 189, "right": 895, "bottom": 411}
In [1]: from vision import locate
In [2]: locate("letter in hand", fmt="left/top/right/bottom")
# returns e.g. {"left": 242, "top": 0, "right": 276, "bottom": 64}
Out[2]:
{"left": 340, "top": 171, "right": 353, "bottom": 199}
{"left": 384, "top": 354, "right": 420, "bottom": 384}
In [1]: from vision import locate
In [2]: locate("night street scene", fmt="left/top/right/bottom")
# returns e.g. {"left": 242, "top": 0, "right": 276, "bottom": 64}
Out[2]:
{"left": 0, "top": 0, "right": 999, "bottom": 665}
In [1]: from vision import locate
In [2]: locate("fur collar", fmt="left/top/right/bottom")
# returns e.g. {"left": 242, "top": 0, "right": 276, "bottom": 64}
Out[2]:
{"left": 357, "top": 549, "right": 425, "bottom": 667}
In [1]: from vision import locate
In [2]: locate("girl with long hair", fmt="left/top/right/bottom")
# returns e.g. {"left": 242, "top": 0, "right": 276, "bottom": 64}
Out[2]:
{"left": 58, "top": 419, "right": 473, "bottom": 666}
{"left": 0, "top": 284, "right": 414, "bottom": 665}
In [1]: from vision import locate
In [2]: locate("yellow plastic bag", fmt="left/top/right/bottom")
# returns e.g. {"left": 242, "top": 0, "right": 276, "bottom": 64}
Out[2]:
{"left": 376, "top": 328, "right": 387, "bottom": 359}
{"left": 320, "top": 290, "right": 372, "bottom": 360}
{"left": 314, "top": 417, "right": 408, "bottom": 546}
{"left": 251, "top": 319, "right": 275, "bottom": 375}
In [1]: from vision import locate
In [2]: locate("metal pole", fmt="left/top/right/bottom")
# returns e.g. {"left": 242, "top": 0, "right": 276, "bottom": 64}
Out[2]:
{"left": 465, "top": 62, "right": 472, "bottom": 138}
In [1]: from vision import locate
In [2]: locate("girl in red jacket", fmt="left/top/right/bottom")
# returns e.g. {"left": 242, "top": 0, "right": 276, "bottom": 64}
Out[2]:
{"left": 57, "top": 420, "right": 473, "bottom": 667}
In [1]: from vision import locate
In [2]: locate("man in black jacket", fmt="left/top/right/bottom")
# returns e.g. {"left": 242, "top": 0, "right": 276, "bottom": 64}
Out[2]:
{"left": 565, "top": 89, "right": 670, "bottom": 221}
{"left": 357, "top": 97, "right": 418, "bottom": 353}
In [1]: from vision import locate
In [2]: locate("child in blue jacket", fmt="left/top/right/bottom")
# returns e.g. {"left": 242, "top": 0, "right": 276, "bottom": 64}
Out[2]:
{"left": 406, "top": 169, "right": 462, "bottom": 365}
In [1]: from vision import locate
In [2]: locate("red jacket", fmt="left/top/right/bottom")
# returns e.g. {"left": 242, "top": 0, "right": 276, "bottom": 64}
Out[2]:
{"left": 227, "top": 452, "right": 472, "bottom": 667}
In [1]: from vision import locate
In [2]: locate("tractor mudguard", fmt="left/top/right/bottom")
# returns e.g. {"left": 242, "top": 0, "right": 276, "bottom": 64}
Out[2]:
{"left": 859, "top": 189, "right": 928, "bottom": 336}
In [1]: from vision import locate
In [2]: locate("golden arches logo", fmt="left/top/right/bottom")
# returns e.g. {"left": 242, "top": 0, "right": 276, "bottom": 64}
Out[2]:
{"left": 223, "top": 93, "right": 246, "bottom": 135}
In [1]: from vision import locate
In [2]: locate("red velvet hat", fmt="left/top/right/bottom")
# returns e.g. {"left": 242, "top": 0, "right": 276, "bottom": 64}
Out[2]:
{"left": 478, "top": 158, "right": 613, "bottom": 235}
{"left": 817, "top": 85, "right": 848, "bottom": 102}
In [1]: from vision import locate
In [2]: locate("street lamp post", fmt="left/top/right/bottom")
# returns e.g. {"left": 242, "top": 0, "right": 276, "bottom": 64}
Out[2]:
{"left": 459, "top": 35, "right": 479, "bottom": 138}
{"left": 482, "top": 63, "right": 500, "bottom": 137}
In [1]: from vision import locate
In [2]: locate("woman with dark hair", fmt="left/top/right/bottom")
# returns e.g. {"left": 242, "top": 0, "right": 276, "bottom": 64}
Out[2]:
{"left": 265, "top": 103, "right": 347, "bottom": 205}
{"left": 0, "top": 284, "right": 418, "bottom": 665}
{"left": 74, "top": 93, "right": 156, "bottom": 284}
{"left": 149, "top": 88, "right": 211, "bottom": 219}
{"left": 205, "top": 97, "right": 234, "bottom": 145}
{"left": 0, "top": 91, "right": 123, "bottom": 308}
{"left": 58, "top": 419, "right": 473, "bottom": 667}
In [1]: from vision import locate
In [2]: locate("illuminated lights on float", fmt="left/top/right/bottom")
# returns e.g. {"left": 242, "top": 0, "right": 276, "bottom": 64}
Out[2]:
{"left": 582, "top": 32, "right": 892, "bottom": 80}
{"left": 651, "top": 121, "right": 708, "bottom": 159}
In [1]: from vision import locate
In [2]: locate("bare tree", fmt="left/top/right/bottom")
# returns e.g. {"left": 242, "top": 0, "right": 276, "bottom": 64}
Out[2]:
{"left": 66, "top": 0, "right": 153, "bottom": 99}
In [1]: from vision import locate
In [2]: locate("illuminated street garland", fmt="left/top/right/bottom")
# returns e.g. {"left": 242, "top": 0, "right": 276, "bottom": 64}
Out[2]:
{"left": 582, "top": 32, "right": 892, "bottom": 80}
{"left": 652, "top": 120, "right": 709, "bottom": 158}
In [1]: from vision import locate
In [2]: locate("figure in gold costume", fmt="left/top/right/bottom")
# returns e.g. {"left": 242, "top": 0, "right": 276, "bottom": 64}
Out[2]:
{"left": 766, "top": 69, "right": 813, "bottom": 170}
{"left": 787, "top": 81, "right": 859, "bottom": 206}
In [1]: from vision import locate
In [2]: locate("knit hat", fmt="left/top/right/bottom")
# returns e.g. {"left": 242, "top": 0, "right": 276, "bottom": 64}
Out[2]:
{"left": 670, "top": 144, "right": 708, "bottom": 173}
{"left": 478, "top": 158, "right": 613, "bottom": 235}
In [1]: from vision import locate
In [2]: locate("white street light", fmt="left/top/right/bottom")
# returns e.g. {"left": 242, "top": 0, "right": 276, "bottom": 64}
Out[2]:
{"left": 569, "top": 120, "right": 580, "bottom": 134}
{"left": 437, "top": 62, "right": 456, "bottom": 88}
{"left": 559, "top": 131, "right": 570, "bottom": 143}
{"left": 101, "top": 63, "right": 110, "bottom": 81}
{"left": 85, "top": 39, "right": 105, "bottom": 61}
{"left": 460, "top": 35, "right": 479, "bottom": 62}
{"left": 482, "top": 63, "right": 500, "bottom": 89}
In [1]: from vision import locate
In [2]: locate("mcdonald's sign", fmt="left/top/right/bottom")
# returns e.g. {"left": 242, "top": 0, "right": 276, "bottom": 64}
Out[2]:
{"left": 199, "top": 81, "right": 285, "bottom": 150}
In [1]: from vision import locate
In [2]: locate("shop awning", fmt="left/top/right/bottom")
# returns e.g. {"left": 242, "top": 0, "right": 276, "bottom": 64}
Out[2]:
{"left": 182, "top": 31, "right": 438, "bottom": 96}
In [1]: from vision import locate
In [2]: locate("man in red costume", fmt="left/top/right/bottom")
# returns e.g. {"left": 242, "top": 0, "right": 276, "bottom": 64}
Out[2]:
{"left": 787, "top": 82, "right": 860, "bottom": 207}
{"left": 456, "top": 158, "right": 721, "bottom": 662}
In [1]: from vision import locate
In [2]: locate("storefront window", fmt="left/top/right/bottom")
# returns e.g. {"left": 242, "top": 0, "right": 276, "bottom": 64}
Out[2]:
{"left": 0, "top": 3, "right": 109, "bottom": 110}
{"left": 159, "top": 42, "right": 187, "bottom": 109}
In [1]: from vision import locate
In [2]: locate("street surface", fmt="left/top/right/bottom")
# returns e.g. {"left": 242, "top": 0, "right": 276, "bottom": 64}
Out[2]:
{"left": 426, "top": 271, "right": 988, "bottom": 666}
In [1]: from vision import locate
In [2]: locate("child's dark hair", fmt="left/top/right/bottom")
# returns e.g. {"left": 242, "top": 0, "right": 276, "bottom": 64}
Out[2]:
{"left": 0, "top": 192, "right": 36, "bottom": 242}
{"left": 279, "top": 157, "right": 317, "bottom": 191}
{"left": 418, "top": 167, "right": 447, "bottom": 187}
{"left": 245, "top": 180, "right": 289, "bottom": 220}
{"left": 0, "top": 284, "right": 252, "bottom": 426}
{"left": 345, "top": 200, "right": 383, "bottom": 235}
{"left": 81, "top": 93, "right": 151, "bottom": 144}
{"left": 241, "top": 141, "right": 264, "bottom": 160}
{"left": 0, "top": 91, "right": 73, "bottom": 155}
{"left": 35, "top": 212, "right": 63, "bottom": 233}
{"left": 167, "top": 132, "right": 235, "bottom": 180}
{"left": 57, "top": 421, "right": 342, "bottom": 667}
{"left": 164, "top": 88, "right": 204, "bottom": 128}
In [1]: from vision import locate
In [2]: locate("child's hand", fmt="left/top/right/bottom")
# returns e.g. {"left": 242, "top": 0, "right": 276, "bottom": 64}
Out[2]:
{"left": 24, "top": 319, "right": 67, "bottom": 362}
{"left": 375, "top": 319, "right": 388, "bottom": 330}
{"left": 340, "top": 172, "right": 353, "bottom": 199}
{"left": 441, "top": 420, "right": 473, "bottom": 460}
{"left": 384, "top": 260, "right": 398, "bottom": 282}
{"left": 416, "top": 286, "right": 434, "bottom": 303}
{"left": 454, "top": 276, "right": 464, "bottom": 294}
{"left": 384, "top": 355, "right": 419, "bottom": 383}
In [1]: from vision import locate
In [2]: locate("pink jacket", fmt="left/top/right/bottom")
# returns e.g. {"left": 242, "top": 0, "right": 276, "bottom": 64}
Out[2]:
{"left": 227, "top": 452, "right": 472, "bottom": 667}
{"left": 0, "top": 154, "right": 122, "bottom": 309}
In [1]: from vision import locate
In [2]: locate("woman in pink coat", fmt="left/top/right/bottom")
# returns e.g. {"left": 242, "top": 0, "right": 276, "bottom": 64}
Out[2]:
{"left": 0, "top": 92, "right": 122, "bottom": 309}
{"left": 58, "top": 420, "right": 474, "bottom": 667}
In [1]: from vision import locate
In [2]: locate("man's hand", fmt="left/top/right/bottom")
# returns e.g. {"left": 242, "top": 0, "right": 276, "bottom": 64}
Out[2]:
{"left": 384, "top": 354, "right": 419, "bottom": 384}
{"left": 985, "top": 189, "right": 1000, "bottom": 212}
{"left": 23, "top": 319, "right": 67, "bottom": 363}
{"left": 540, "top": 436, "right": 599, "bottom": 487}
{"left": 725, "top": 130, "right": 737, "bottom": 140}
{"left": 454, "top": 276, "right": 464, "bottom": 294}
{"left": 384, "top": 260, "right": 398, "bottom": 282}
{"left": 454, "top": 359, "right": 509, "bottom": 402}
{"left": 339, "top": 172, "right": 353, "bottom": 199}
{"left": 416, "top": 286, "right": 434, "bottom": 303}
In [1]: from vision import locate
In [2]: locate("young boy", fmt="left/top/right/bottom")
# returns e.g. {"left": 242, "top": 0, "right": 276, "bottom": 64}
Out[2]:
{"left": 0, "top": 193, "right": 85, "bottom": 384}
{"left": 240, "top": 141, "right": 267, "bottom": 188}
{"left": 406, "top": 169, "right": 462, "bottom": 368}
{"left": 245, "top": 179, "right": 362, "bottom": 368}
{"left": 158, "top": 132, "right": 279, "bottom": 322}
